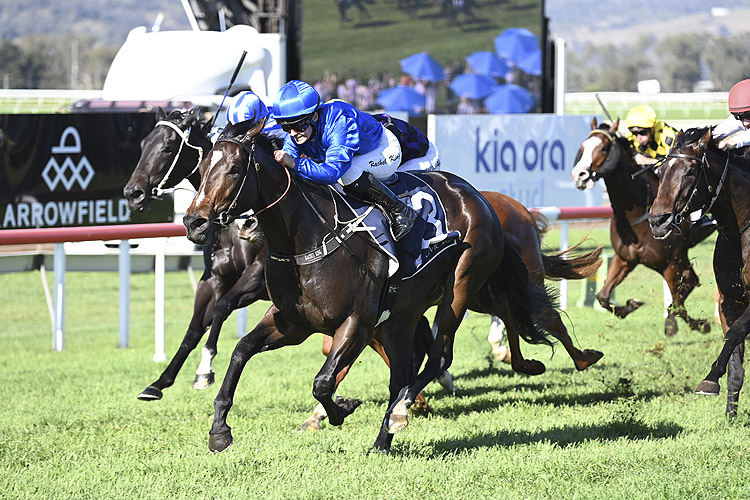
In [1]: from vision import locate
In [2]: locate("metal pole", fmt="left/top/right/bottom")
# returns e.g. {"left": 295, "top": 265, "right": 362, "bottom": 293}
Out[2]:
{"left": 118, "top": 240, "right": 130, "bottom": 349}
{"left": 53, "top": 243, "right": 65, "bottom": 351}
{"left": 554, "top": 38, "right": 566, "bottom": 116}
{"left": 154, "top": 239, "right": 167, "bottom": 362}
{"left": 237, "top": 307, "right": 247, "bottom": 338}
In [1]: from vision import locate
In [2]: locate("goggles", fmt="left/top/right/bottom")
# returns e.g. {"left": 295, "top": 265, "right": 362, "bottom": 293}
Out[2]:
{"left": 628, "top": 127, "right": 650, "bottom": 136}
{"left": 278, "top": 114, "right": 314, "bottom": 133}
{"left": 732, "top": 111, "right": 750, "bottom": 121}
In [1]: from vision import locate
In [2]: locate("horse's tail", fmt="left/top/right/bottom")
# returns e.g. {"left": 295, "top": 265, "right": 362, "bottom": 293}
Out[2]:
{"left": 542, "top": 239, "right": 603, "bottom": 281}
{"left": 531, "top": 210, "right": 551, "bottom": 237}
{"left": 484, "top": 242, "right": 556, "bottom": 346}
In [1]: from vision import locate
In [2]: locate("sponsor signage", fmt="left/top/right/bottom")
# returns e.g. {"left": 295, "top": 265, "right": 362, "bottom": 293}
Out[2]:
{"left": 1, "top": 113, "right": 174, "bottom": 229}
{"left": 432, "top": 114, "right": 605, "bottom": 208}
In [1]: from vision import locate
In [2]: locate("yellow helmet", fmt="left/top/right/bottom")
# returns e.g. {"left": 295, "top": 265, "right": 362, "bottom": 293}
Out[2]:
{"left": 625, "top": 104, "right": 657, "bottom": 129}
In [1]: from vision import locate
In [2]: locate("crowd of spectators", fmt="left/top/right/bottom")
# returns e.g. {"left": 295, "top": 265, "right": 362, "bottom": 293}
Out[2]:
{"left": 309, "top": 57, "right": 540, "bottom": 115}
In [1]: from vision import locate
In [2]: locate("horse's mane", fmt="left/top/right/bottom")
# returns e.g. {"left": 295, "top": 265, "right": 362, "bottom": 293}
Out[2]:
{"left": 674, "top": 126, "right": 711, "bottom": 149}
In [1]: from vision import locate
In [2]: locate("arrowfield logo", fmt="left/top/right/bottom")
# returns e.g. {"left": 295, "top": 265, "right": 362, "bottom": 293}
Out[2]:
{"left": 42, "top": 127, "right": 94, "bottom": 191}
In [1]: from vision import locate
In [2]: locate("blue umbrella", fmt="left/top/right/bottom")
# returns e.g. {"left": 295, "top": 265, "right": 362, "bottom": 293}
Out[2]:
{"left": 449, "top": 73, "right": 499, "bottom": 100}
{"left": 484, "top": 84, "right": 535, "bottom": 114}
{"left": 399, "top": 52, "right": 444, "bottom": 82}
{"left": 465, "top": 51, "right": 512, "bottom": 78}
{"left": 494, "top": 27, "right": 539, "bottom": 64}
{"left": 376, "top": 86, "right": 426, "bottom": 114}
{"left": 517, "top": 48, "right": 542, "bottom": 76}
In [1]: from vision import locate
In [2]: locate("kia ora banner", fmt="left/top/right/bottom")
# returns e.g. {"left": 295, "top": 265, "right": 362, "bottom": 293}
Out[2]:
{"left": 0, "top": 113, "right": 174, "bottom": 229}
{"left": 431, "top": 114, "right": 605, "bottom": 208}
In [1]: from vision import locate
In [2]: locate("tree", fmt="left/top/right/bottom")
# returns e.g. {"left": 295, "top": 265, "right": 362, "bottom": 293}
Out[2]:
{"left": 655, "top": 34, "right": 703, "bottom": 92}
{"left": 704, "top": 33, "right": 750, "bottom": 91}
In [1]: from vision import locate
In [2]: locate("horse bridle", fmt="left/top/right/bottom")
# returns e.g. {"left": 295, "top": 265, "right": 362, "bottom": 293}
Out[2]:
{"left": 581, "top": 129, "right": 616, "bottom": 184}
{"left": 151, "top": 119, "right": 204, "bottom": 199}
{"left": 213, "top": 137, "right": 291, "bottom": 227}
{"left": 663, "top": 150, "right": 728, "bottom": 230}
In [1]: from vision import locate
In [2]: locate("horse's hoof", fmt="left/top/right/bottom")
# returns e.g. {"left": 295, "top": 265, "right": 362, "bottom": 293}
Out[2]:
{"left": 695, "top": 380, "right": 720, "bottom": 396}
{"left": 698, "top": 320, "right": 711, "bottom": 334}
{"left": 387, "top": 412, "right": 409, "bottom": 435}
{"left": 298, "top": 418, "right": 322, "bottom": 432}
{"left": 409, "top": 398, "right": 431, "bottom": 417}
{"left": 574, "top": 349, "right": 604, "bottom": 371}
{"left": 493, "top": 345, "right": 512, "bottom": 364}
{"left": 368, "top": 445, "right": 390, "bottom": 455}
{"left": 628, "top": 298, "right": 644, "bottom": 310}
{"left": 386, "top": 387, "right": 411, "bottom": 434}
{"left": 513, "top": 359, "right": 545, "bottom": 376}
{"left": 335, "top": 395, "right": 363, "bottom": 416}
{"left": 137, "top": 386, "right": 163, "bottom": 401}
{"left": 664, "top": 317, "right": 678, "bottom": 337}
{"left": 208, "top": 430, "right": 233, "bottom": 453}
{"left": 437, "top": 370, "right": 459, "bottom": 394}
{"left": 192, "top": 372, "right": 215, "bottom": 390}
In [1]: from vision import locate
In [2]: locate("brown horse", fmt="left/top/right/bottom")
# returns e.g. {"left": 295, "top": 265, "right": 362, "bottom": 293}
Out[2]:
{"left": 571, "top": 118, "right": 711, "bottom": 336}
{"left": 649, "top": 127, "right": 746, "bottom": 416}
{"left": 183, "top": 121, "right": 556, "bottom": 453}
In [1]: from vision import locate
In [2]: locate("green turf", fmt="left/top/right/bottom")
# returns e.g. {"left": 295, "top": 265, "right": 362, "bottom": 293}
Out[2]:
{"left": 1, "top": 226, "right": 748, "bottom": 499}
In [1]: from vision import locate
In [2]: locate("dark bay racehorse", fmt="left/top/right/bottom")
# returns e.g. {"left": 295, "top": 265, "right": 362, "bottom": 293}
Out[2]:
{"left": 571, "top": 119, "right": 711, "bottom": 337}
{"left": 183, "top": 121, "right": 556, "bottom": 453}
{"left": 123, "top": 107, "right": 269, "bottom": 400}
{"left": 128, "top": 108, "right": 603, "bottom": 411}
{"left": 648, "top": 127, "right": 746, "bottom": 416}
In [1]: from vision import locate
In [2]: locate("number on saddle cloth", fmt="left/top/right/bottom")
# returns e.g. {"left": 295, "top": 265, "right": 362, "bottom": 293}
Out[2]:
{"left": 373, "top": 113, "right": 430, "bottom": 165}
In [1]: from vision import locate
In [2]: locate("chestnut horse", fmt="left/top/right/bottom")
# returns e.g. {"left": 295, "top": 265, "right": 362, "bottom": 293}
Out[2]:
{"left": 649, "top": 127, "right": 746, "bottom": 416}
{"left": 183, "top": 121, "right": 556, "bottom": 453}
{"left": 571, "top": 119, "right": 711, "bottom": 337}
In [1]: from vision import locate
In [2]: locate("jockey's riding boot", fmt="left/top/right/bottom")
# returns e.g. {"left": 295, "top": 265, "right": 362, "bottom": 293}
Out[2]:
{"left": 687, "top": 214, "right": 718, "bottom": 248}
{"left": 344, "top": 172, "right": 418, "bottom": 241}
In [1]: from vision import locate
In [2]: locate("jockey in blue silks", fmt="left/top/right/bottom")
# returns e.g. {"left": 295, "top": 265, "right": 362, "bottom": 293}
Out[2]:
{"left": 225, "top": 90, "right": 286, "bottom": 142}
{"left": 271, "top": 79, "right": 418, "bottom": 241}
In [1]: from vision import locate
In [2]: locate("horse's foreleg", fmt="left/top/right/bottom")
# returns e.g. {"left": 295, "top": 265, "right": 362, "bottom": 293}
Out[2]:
{"left": 664, "top": 263, "right": 710, "bottom": 335}
{"left": 726, "top": 342, "right": 745, "bottom": 417}
{"left": 138, "top": 281, "right": 216, "bottom": 401}
{"left": 696, "top": 305, "right": 750, "bottom": 396}
{"left": 195, "top": 265, "right": 267, "bottom": 390}
{"left": 209, "top": 307, "right": 310, "bottom": 453}
{"left": 597, "top": 255, "right": 641, "bottom": 317}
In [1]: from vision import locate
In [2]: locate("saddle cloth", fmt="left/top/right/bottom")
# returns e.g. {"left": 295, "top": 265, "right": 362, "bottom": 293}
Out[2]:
{"left": 330, "top": 171, "right": 460, "bottom": 278}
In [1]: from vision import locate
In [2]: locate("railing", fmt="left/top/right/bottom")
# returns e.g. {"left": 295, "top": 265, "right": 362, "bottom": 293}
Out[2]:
{"left": 0, "top": 207, "right": 614, "bottom": 358}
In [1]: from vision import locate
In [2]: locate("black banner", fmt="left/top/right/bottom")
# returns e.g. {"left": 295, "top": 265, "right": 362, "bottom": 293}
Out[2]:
{"left": 0, "top": 113, "right": 174, "bottom": 229}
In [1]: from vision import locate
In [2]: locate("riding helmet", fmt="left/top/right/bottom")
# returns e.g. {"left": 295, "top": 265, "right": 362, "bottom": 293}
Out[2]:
{"left": 625, "top": 104, "right": 657, "bottom": 130}
{"left": 272, "top": 80, "right": 321, "bottom": 121}
{"left": 728, "top": 79, "right": 750, "bottom": 114}
{"left": 226, "top": 91, "right": 270, "bottom": 125}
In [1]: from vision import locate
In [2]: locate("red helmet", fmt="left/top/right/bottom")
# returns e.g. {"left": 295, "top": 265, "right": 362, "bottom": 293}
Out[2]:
{"left": 728, "top": 79, "right": 750, "bottom": 114}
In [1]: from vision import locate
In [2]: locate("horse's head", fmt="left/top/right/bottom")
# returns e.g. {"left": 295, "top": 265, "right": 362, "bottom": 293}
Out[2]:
{"left": 183, "top": 120, "right": 268, "bottom": 245}
{"left": 649, "top": 127, "right": 713, "bottom": 239}
{"left": 571, "top": 118, "right": 620, "bottom": 190}
{"left": 123, "top": 106, "right": 210, "bottom": 211}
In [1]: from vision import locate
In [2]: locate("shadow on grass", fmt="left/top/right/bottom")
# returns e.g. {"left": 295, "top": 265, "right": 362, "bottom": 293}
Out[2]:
{"left": 422, "top": 419, "right": 684, "bottom": 456}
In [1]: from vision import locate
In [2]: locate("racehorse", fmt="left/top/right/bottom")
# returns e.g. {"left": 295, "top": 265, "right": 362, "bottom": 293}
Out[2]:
{"left": 571, "top": 118, "right": 711, "bottom": 337}
{"left": 183, "top": 120, "right": 556, "bottom": 453}
{"left": 123, "top": 107, "right": 270, "bottom": 400}
{"left": 648, "top": 127, "right": 746, "bottom": 416}
{"left": 127, "top": 108, "right": 604, "bottom": 412}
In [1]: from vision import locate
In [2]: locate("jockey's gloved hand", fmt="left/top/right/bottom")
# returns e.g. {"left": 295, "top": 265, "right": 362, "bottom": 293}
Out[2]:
{"left": 718, "top": 128, "right": 750, "bottom": 151}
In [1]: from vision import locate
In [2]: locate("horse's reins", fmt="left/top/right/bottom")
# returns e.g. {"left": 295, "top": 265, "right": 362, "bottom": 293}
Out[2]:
{"left": 151, "top": 119, "right": 204, "bottom": 198}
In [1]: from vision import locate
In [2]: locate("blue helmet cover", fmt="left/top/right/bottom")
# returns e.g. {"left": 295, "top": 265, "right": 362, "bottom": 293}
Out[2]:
{"left": 272, "top": 80, "right": 321, "bottom": 120}
{"left": 226, "top": 91, "right": 270, "bottom": 125}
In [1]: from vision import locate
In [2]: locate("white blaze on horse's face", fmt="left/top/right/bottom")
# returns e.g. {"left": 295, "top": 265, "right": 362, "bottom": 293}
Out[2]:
{"left": 195, "top": 149, "right": 224, "bottom": 205}
{"left": 571, "top": 135, "right": 603, "bottom": 190}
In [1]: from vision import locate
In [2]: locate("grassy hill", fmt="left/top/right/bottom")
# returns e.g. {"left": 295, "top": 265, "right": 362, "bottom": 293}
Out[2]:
{"left": 300, "top": 0, "right": 544, "bottom": 82}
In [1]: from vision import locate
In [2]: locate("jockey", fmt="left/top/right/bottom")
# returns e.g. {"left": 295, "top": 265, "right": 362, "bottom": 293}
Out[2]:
{"left": 271, "top": 79, "right": 419, "bottom": 241}
{"left": 626, "top": 104, "right": 715, "bottom": 245}
{"left": 715, "top": 79, "right": 750, "bottom": 155}
{"left": 624, "top": 104, "right": 678, "bottom": 169}
{"left": 224, "top": 90, "right": 285, "bottom": 142}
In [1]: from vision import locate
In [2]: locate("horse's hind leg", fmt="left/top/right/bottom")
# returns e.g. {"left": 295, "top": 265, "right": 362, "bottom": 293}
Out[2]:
{"left": 726, "top": 342, "right": 745, "bottom": 417}
{"left": 597, "top": 254, "right": 642, "bottom": 318}
{"left": 540, "top": 306, "right": 603, "bottom": 371}
{"left": 138, "top": 280, "right": 216, "bottom": 401}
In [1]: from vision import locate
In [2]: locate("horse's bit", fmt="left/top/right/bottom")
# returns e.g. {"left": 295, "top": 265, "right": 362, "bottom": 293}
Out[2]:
{"left": 151, "top": 119, "right": 204, "bottom": 198}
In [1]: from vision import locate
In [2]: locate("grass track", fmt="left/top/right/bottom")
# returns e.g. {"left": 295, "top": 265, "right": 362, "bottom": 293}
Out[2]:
{"left": 1, "top": 226, "right": 749, "bottom": 499}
